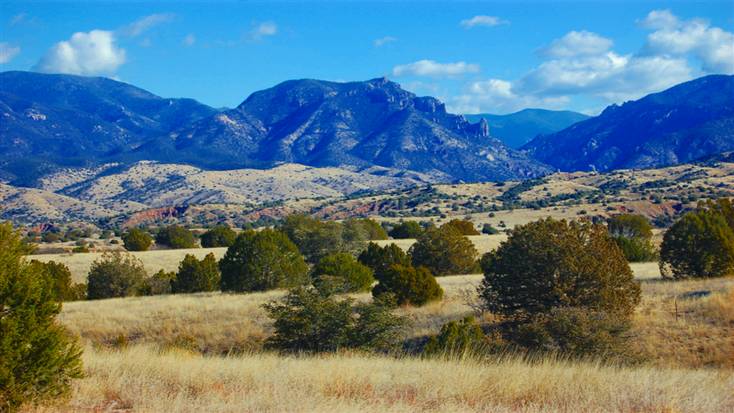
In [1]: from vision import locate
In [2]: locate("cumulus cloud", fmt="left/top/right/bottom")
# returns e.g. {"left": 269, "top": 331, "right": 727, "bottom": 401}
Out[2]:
{"left": 183, "top": 33, "right": 196, "bottom": 47}
{"left": 34, "top": 30, "right": 126, "bottom": 76}
{"left": 392, "top": 59, "right": 480, "bottom": 77}
{"left": 374, "top": 36, "right": 397, "bottom": 47}
{"left": 460, "top": 15, "right": 508, "bottom": 28}
{"left": 539, "top": 30, "right": 613, "bottom": 58}
{"left": 0, "top": 43, "right": 21, "bottom": 63}
{"left": 449, "top": 79, "right": 570, "bottom": 114}
{"left": 121, "top": 13, "right": 175, "bottom": 37}
{"left": 250, "top": 21, "right": 278, "bottom": 40}
{"left": 641, "top": 9, "right": 734, "bottom": 73}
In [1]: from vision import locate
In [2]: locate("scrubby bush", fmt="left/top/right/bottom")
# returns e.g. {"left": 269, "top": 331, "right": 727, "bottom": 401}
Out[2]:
{"left": 0, "top": 222, "right": 83, "bottom": 411}
{"left": 660, "top": 202, "right": 734, "bottom": 279}
{"left": 122, "top": 228, "right": 153, "bottom": 251}
{"left": 607, "top": 214, "right": 657, "bottom": 262}
{"left": 480, "top": 218, "right": 641, "bottom": 319}
{"left": 311, "top": 253, "right": 374, "bottom": 293}
{"left": 279, "top": 215, "right": 365, "bottom": 262}
{"left": 219, "top": 229, "right": 309, "bottom": 292}
{"left": 27, "top": 260, "right": 85, "bottom": 301}
{"left": 344, "top": 218, "right": 388, "bottom": 240}
{"left": 388, "top": 221, "right": 424, "bottom": 239}
{"left": 200, "top": 226, "right": 237, "bottom": 248}
{"left": 410, "top": 226, "right": 478, "bottom": 276}
{"left": 264, "top": 287, "right": 405, "bottom": 353}
{"left": 139, "top": 270, "right": 175, "bottom": 296}
{"left": 86, "top": 252, "right": 146, "bottom": 299}
{"left": 358, "top": 242, "right": 411, "bottom": 281}
{"left": 372, "top": 264, "right": 443, "bottom": 306}
{"left": 441, "top": 219, "right": 480, "bottom": 235}
{"left": 172, "top": 253, "right": 220, "bottom": 293}
{"left": 156, "top": 225, "right": 196, "bottom": 249}
{"left": 424, "top": 316, "right": 486, "bottom": 356}
{"left": 481, "top": 223, "right": 499, "bottom": 235}
{"left": 510, "top": 307, "right": 632, "bottom": 357}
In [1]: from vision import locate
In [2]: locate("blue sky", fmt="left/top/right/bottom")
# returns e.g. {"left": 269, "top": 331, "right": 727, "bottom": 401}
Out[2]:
{"left": 1, "top": 1, "right": 733, "bottom": 114}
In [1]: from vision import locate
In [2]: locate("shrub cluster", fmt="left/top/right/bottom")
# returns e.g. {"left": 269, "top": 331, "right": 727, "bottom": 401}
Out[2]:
{"left": 372, "top": 264, "right": 443, "bottom": 306}
{"left": 410, "top": 226, "right": 478, "bottom": 276}
{"left": 87, "top": 252, "right": 147, "bottom": 300}
{"left": 441, "top": 219, "right": 480, "bottom": 235}
{"left": 607, "top": 214, "right": 657, "bottom": 262}
{"left": 424, "top": 316, "right": 486, "bottom": 356}
{"left": 122, "top": 228, "right": 153, "bottom": 251}
{"left": 388, "top": 221, "right": 424, "bottom": 239}
{"left": 200, "top": 226, "right": 237, "bottom": 248}
{"left": 172, "top": 253, "right": 220, "bottom": 293}
{"left": 311, "top": 253, "right": 375, "bottom": 293}
{"left": 156, "top": 225, "right": 196, "bottom": 249}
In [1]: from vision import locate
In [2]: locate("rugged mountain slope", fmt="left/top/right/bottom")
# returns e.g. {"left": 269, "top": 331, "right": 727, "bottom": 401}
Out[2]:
{"left": 136, "top": 77, "right": 551, "bottom": 182}
{"left": 465, "top": 109, "right": 588, "bottom": 148}
{"left": 522, "top": 75, "right": 734, "bottom": 172}
{"left": 0, "top": 71, "right": 217, "bottom": 185}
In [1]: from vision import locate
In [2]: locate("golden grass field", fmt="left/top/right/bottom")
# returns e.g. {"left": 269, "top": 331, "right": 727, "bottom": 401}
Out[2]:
{"left": 25, "top": 235, "right": 734, "bottom": 412}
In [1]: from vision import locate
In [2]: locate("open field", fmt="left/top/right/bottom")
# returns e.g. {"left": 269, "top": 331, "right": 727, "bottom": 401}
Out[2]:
{"left": 27, "top": 345, "right": 734, "bottom": 413}
{"left": 33, "top": 235, "right": 662, "bottom": 283}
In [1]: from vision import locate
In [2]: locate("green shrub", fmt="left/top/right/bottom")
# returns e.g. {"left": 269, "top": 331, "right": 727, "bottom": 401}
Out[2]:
{"left": 311, "top": 253, "right": 374, "bottom": 293}
{"left": 410, "top": 226, "right": 478, "bottom": 276}
{"left": 372, "top": 264, "right": 443, "bottom": 306}
{"left": 480, "top": 218, "right": 640, "bottom": 319}
{"left": 139, "top": 270, "right": 175, "bottom": 296}
{"left": 344, "top": 218, "right": 388, "bottom": 240}
{"left": 279, "top": 215, "right": 363, "bottom": 262}
{"left": 481, "top": 223, "right": 499, "bottom": 235}
{"left": 510, "top": 307, "right": 632, "bottom": 358}
{"left": 156, "top": 225, "right": 196, "bottom": 249}
{"left": 388, "top": 221, "right": 424, "bottom": 239}
{"left": 424, "top": 316, "right": 486, "bottom": 356}
{"left": 86, "top": 252, "right": 146, "bottom": 299}
{"left": 607, "top": 214, "right": 657, "bottom": 262}
{"left": 121, "top": 228, "right": 153, "bottom": 251}
{"left": 0, "top": 222, "right": 83, "bottom": 412}
{"left": 172, "top": 253, "right": 220, "bottom": 293}
{"left": 27, "top": 260, "right": 85, "bottom": 301}
{"left": 200, "top": 226, "right": 237, "bottom": 248}
{"left": 358, "top": 242, "right": 411, "bottom": 281}
{"left": 219, "top": 229, "right": 309, "bottom": 292}
{"left": 660, "top": 204, "right": 734, "bottom": 279}
{"left": 264, "top": 287, "right": 405, "bottom": 353}
{"left": 441, "top": 219, "right": 480, "bottom": 235}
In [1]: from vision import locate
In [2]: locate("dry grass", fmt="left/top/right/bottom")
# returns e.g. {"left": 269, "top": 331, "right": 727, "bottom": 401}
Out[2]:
{"left": 27, "top": 345, "right": 734, "bottom": 413}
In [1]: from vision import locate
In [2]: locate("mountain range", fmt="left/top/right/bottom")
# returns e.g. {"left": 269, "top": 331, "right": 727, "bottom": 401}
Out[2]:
{"left": 465, "top": 109, "right": 589, "bottom": 148}
{"left": 522, "top": 74, "right": 734, "bottom": 172}
{"left": 0, "top": 71, "right": 549, "bottom": 185}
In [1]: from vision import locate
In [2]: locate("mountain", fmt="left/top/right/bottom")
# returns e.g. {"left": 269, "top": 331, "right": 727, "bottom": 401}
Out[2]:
{"left": 135, "top": 77, "right": 551, "bottom": 182}
{"left": 522, "top": 75, "right": 734, "bottom": 172}
{"left": 464, "top": 109, "right": 589, "bottom": 148}
{"left": 1, "top": 72, "right": 551, "bottom": 184}
{"left": 0, "top": 71, "right": 217, "bottom": 185}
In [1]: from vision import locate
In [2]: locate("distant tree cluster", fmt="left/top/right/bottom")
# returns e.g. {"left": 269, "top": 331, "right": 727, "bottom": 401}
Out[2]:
{"left": 607, "top": 214, "right": 657, "bottom": 262}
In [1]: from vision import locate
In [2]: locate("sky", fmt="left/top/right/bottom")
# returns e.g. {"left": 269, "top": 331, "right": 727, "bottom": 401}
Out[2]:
{"left": 1, "top": 1, "right": 733, "bottom": 115}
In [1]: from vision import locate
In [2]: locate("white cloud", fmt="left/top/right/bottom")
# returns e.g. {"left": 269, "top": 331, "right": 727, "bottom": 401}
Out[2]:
{"left": 450, "top": 79, "right": 570, "bottom": 114}
{"left": 460, "top": 15, "right": 508, "bottom": 28}
{"left": 34, "top": 30, "right": 126, "bottom": 76}
{"left": 539, "top": 30, "right": 613, "bottom": 58}
{"left": 183, "top": 33, "right": 196, "bottom": 47}
{"left": 122, "top": 13, "right": 175, "bottom": 37}
{"left": 10, "top": 13, "right": 27, "bottom": 26}
{"left": 250, "top": 21, "right": 277, "bottom": 40}
{"left": 0, "top": 43, "right": 21, "bottom": 64}
{"left": 374, "top": 36, "right": 397, "bottom": 47}
{"left": 641, "top": 10, "right": 734, "bottom": 74}
{"left": 392, "top": 59, "right": 480, "bottom": 77}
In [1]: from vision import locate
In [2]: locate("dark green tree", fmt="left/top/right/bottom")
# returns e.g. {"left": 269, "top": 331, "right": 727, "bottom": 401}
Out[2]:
{"left": 219, "top": 229, "right": 309, "bottom": 292}
{"left": 0, "top": 222, "right": 83, "bottom": 412}
{"left": 344, "top": 218, "right": 388, "bottom": 241}
{"left": 480, "top": 218, "right": 641, "bottom": 319}
{"left": 27, "top": 260, "right": 85, "bottom": 301}
{"left": 388, "top": 221, "right": 424, "bottom": 239}
{"left": 200, "top": 226, "right": 237, "bottom": 248}
{"left": 311, "top": 253, "right": 375, "bottom": 293}
{"left": 86, "top": 252, "right": 146, "bottom": 299}
{"left": 410, "top": 226, "right": 478, "bottom": 276}
{"left": 372, "top": 264, "right": 443, "bottom": 306}
{"left": 481, "top": 223, "right": 500, "bottom": 235}
{"left": 139, "top": 269, "right": 175, "bottom": 296}
{"left": 121, "top": 228, "right": 153, "bottom": 251}
{"left": 358, "top": 242, "right": 411, "bottom": 281}
{"left": 441, "top": 219, "right": 480, "bottom": 236}
{"left": 660, "top": 206, "right": 734, "bottom": 279}
{"left": 156, "top": 225, "right": 196, "bottom": 249}
{"left": 172, "top": 253, "right": 220, "bottom": 293}
{"left": 607, "top": 214, "right": 657, "bottom": 262}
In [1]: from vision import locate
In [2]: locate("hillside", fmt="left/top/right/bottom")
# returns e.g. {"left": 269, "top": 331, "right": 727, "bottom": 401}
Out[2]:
{"left": 465, "top": 108, "right": 589, "bottom": 148}
{"left": 523, "top": 75, "right": 734, "bottom": 172}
